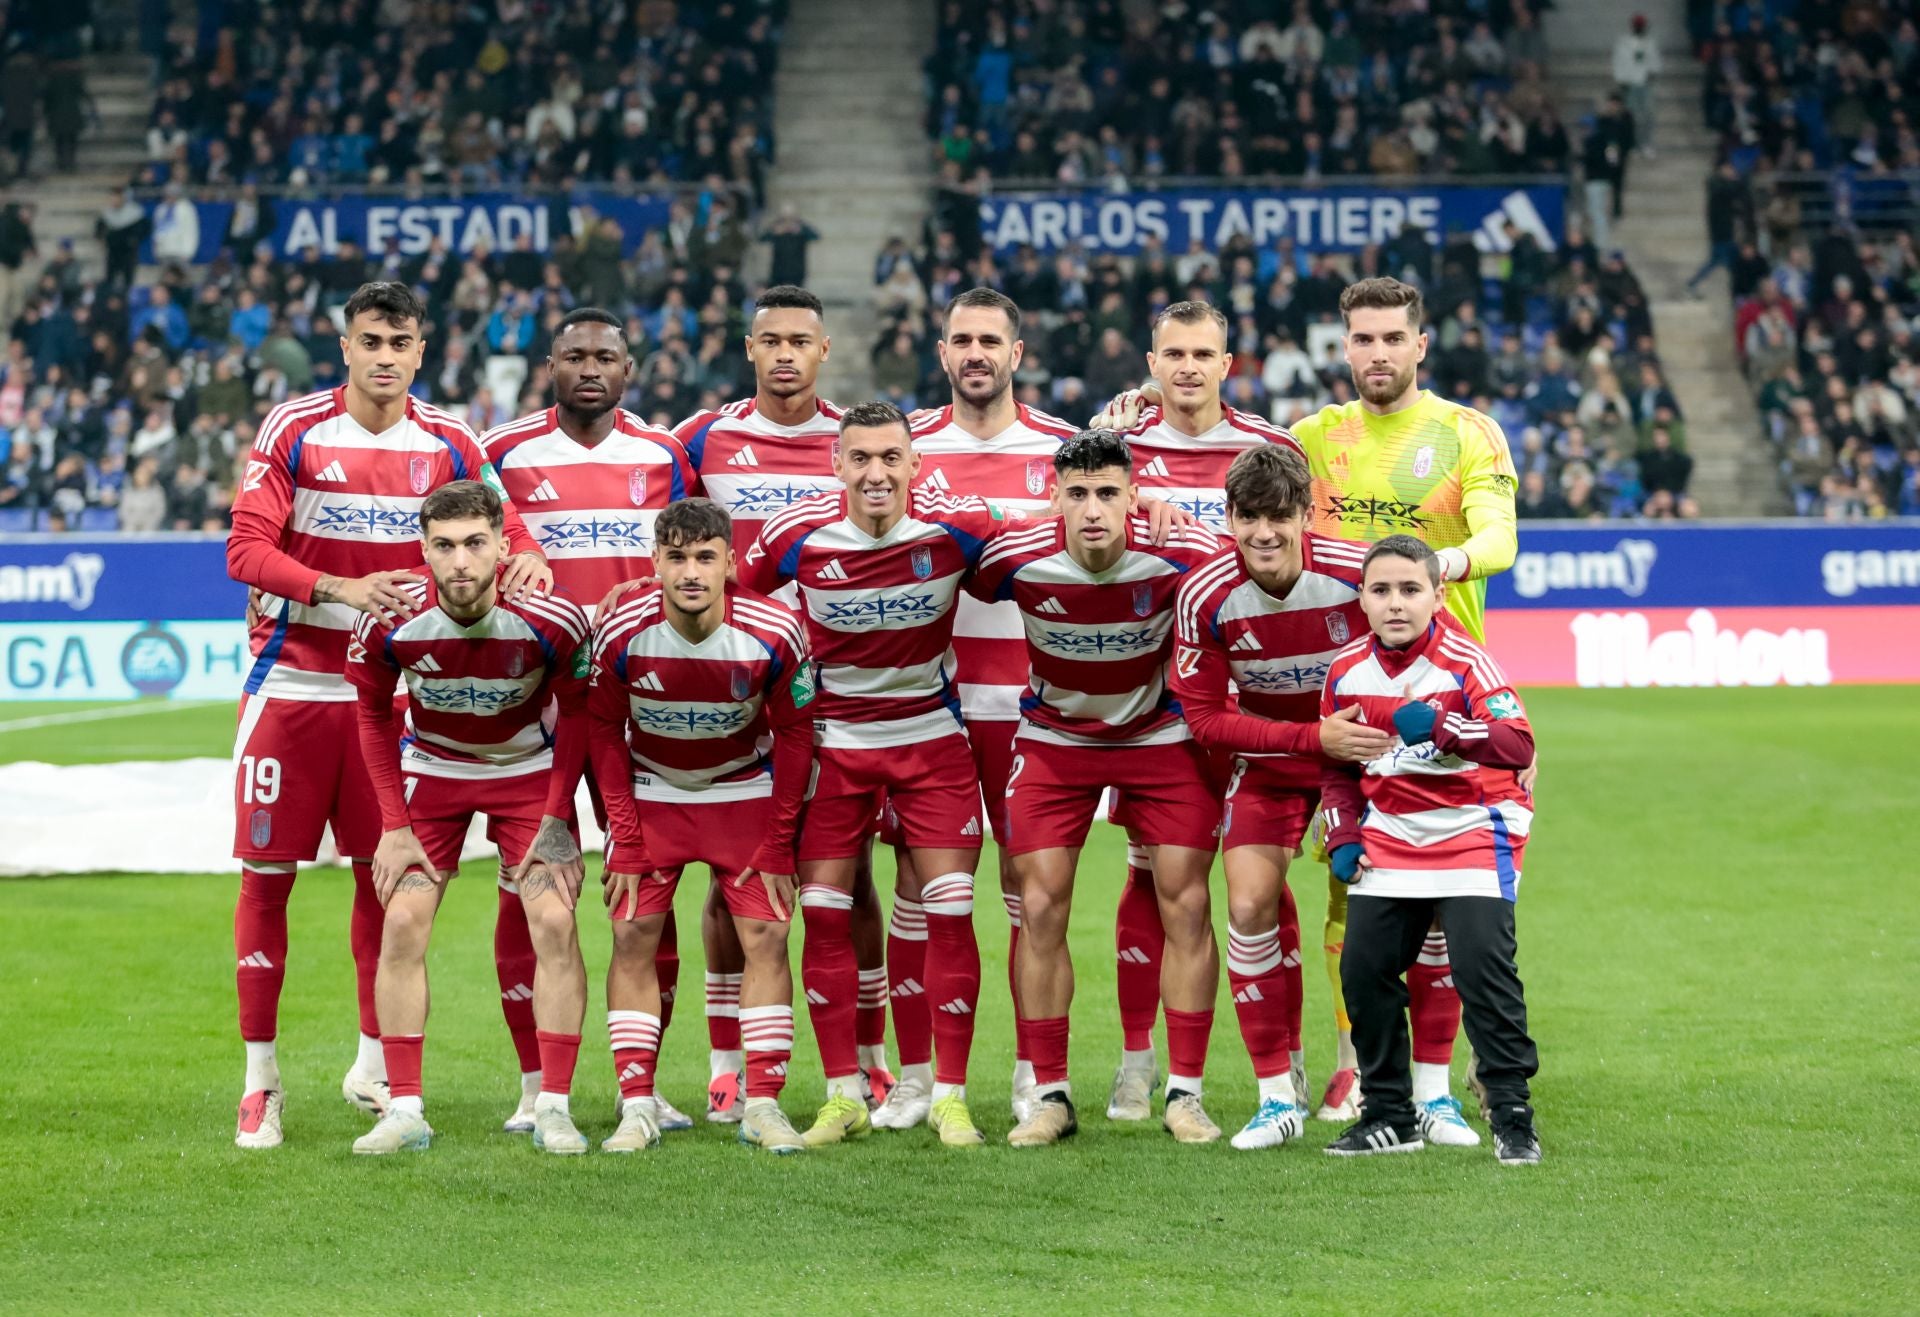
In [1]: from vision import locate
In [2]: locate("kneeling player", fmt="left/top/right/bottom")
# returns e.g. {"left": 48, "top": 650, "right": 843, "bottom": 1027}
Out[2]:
{"left": 1171, "top": 445, "right": 1390, "bottom": 1149}
{"left": 1320, "top": 536, "right": 1541, "bottom": 1165}
{"left": 969, "top": 430, "right": 1225, "bottom": 1146}
{"left": 347, "top": 481, "right": 594, "bottom": 1155}
{"left": 589, "top": 499, "right": 815, "bottom": 1155}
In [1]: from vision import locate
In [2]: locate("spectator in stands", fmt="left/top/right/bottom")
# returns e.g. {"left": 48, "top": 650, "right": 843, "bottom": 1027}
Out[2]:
{"left": 1611, "top": 15, "right": 1663, "bottom": 158}
{"left": 1580, "top": 95, "right": 1634, "bottom": 251}
{"left": 762, "top": 206, "right": 820, "bottom": 288}
{"left": 1687, "top": 161, "right": 1749, "bottom": 295}
{"left": 1639, "top": 423, "right": 1695, "bottom": 513}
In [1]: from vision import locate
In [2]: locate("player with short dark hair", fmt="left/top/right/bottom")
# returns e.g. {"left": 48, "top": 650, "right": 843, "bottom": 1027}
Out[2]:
{"left": 480, "top": 306, "right": 701, "bottom": 1133}
{"left": 225, "top": 281, "right": 550, "bottom": 1149}
{"left": 1319, "top": 535, "right": 1541, "bottom": 1165}
{"left": 967, "top": 430, "right": 1226, "bottom": 1147}
{"left": 345, "top": 479, "right": 592, "bottom": 1155}
{"left": 590, "top": 497, "right": 816, "bottom": 1155}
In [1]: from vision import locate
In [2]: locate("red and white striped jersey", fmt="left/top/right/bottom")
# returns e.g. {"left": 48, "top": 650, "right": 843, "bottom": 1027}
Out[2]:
{"left": 739, "top": 487, "right": 1012, "bottom": 749}
{"left": 909, "top": 403, "right": 1077, "bottom": 722}
{"left": 588, "top": 584, "right": 812, "bottom": 802}
{"left": 1115, "top": 403, "right": 1304, "bottom": 530}
{"left": 1319, "top": 622, "right": 1536, "bottom": 900}
{"left": 968, "top": 516, "right": 1222, "bottom": 747}
{"left": 481, "top": 408, "right": 697, "bottom": 613}
{"left": 227, "top": 387, "right": 538, "bottom": 702}
{"left": 675, "top": 396, "right": 845, "bottom": 547}
{"left": 345, "top": 569, "right": 591, "bottom": 780}
{"left": 1171, "top": 534, "right": 1371, "bottom": 786}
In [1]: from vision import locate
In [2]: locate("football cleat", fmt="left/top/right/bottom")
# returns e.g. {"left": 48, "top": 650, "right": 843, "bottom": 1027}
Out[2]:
{"left": 1466, "top": 1049, "right": 1493, "bottom": 1123}
{"left": 1491, "top": 1105, "right": 1542, "bottom": 1166}
{"left": 1230, "top": 1096, "right": 1306, "bottom": 1151}
{"left": 531, "top": 1105, "right": 589, "bottom": 1155}
{"left": 706, "top": 1071, "right": 746, "bottom": 1124}
{"left": 1324, "top": 1115, "right": 1423, "bottom": 1157}
{"left": 341, "top": 1069, "right": 390, "bottom": 1119}
{"left": 503, "top": 1075, "right": 539, "bottom": 1134}
{"left": 801, "top": 1094, "right": 871, "bottom": 1147}
{"left": 1105, "top": 1063, "right": 1158, "bottom": 1122}
{"left": 928, "top": 1094, "right": 986, "bottom": 1148}
{"left": 863, "top": 1065, "right": 897, "bottom": 1111}
{"left": 737, "top": 1100, "right": 805, "bottom": 1155}
{"left": 600, "top": 1101, "right": 662, "bottom": 1153}
{"left": 352, "top": 1107, "right": 433, "bottom": 1155}
{"left": 1162, "top": 1092, "right": 1223, "bottom": 1144}
{"left": 1007, "top": 1091, "right": 1078, "bottom": 1147}
{"left": 1316, "top": 1067, "right": 1361, "bottom": 1122}
{"left": 235, "top": 1089, "right": 285, "bottom": 1150}
{"left": 1418, "top": 1094, "right": 1481, "bottom": 1147}
{"left": 870, "top": 1073, "right": 932, "bottom": 1130}
{"left": 649, "top": 1092, "right": 694, "bottom": 1131}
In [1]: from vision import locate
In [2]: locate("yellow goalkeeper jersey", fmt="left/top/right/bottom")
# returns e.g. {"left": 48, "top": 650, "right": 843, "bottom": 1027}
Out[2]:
{"left": 1291, "top": 391, "right": 1518, "bottom": 644}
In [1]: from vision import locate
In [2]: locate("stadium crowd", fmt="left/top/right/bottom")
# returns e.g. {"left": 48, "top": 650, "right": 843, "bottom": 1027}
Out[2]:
{"left": 1692, "top": 2, "right": 1920, "bottom": 517}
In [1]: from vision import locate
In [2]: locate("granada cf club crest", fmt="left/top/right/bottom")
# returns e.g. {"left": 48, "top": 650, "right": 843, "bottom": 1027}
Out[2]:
{"left": 409, "top": 455, "right": 432, "bottom": 494}
{"left": 1132, "top": 583, "right": 1153, "bottom": 617}
{"left": 249, "top": 808, "right": 272, "bottom": 848}
{"left": 729, "top": 665, "right": 753, "bottom": 701}
{"left": 628, "top": 468, "right": 648, "bottom": 506}
{"left": 1327, "top": 612, "right": 1350, "bottom": 644}
{"left": 1025, "top": 459, "right": 1049, "bottom": 496}
{"left": 1412, "top": 446, "right": 1435, "bottom": 479}
{"left": 507, "top": 648, "right": 526, "bottom": 678}
{"left": 910, "top": 545, "right": 934, "bottom": 579}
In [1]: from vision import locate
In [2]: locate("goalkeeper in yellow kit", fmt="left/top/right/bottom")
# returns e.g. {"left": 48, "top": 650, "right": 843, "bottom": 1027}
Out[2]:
{"left": 1292, "top": 277, "right": 1519, "bottom": 1141}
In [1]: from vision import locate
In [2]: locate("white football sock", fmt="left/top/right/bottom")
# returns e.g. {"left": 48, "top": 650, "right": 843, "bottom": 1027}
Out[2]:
{"left": 390, "top": 1095, "right": 424, "bottom": 1116}
{"left": 520, "top": 1070, "right": 542, "bottom": 1093}
{"left": 1256, "top": 1072, "right": 1294, "bottom": 1102}
{"left": 1412, "top": 1061, "right": 1451, "bottom": 1104}
{"left": 826, "top": 1073, "right": 865, "bottom": 1102}
{"left": 534, "top": 1091, "right": 569, "bottom": 1115}
{"left": 857, "top": 1042, "right": 890, "bottom": 1073}
{"left": 1166, "top": 1073, "right": 1203, "bottom": 1098}
{"left": 931, "top": 1082, "right": 963, "bottom": 1102}
{"left": 901, "top": 1062, "right": 933, "bottom": 1089}
{"left": 1121, "top": 1046, "right": 1155, "bottom": 1074}
{"left": 1012, "top": 1058, "right": 1036, "bottom": 1091}
{"left": 355, "top": 1032, "right": 386, "bottom": 1078}
{"left": 1289, "top": 1049, "right": 1306, "bottom": 1077}
{"left": 710, "top": 1048, "right": 745, "bottom": 1080}
{"left": 243, "top": 1040, "right": 279, "bottom": 1093}
{"left": 1034, "top": 1080, "right": 1071, "bottom": 1101}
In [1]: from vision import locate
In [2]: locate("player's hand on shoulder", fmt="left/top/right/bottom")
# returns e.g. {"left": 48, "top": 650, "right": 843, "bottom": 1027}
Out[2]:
{"left": 1137, "top": 494, "right": 1199, "bottom": 544}
{"left": 1091, "top": 387, "right": 1146, "bottom": 432}
{"left": 1319, "top": 703, "right": 1392, "bottom": 762}
{"left": 595, "top": 576, "right": 658, "bottom": 618}
{"left": 501, "top": 551, "right": 553, "bottom": 601}
{"left": 322, "top": 570, "right": 422, "bottom": 625}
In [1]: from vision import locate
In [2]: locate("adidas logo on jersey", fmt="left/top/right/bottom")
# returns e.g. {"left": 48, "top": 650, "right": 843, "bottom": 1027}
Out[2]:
{"left": 1232, "top": 632, "right": 1262, "bottom": 652}
{"left": 501, "top": 982, "right": 533, "bottom": 1002}
{"left": 1035, "top": 596, "right": 1069, "bottom": 615}
{"left": 634, "top": 670, "right": 665, "bottom": 693}
{"left": 727, "top": 446, "right": 760, "bottom": 467}
{"left": 314, "top": 460, "right": 349, "bottom": 483}
{"left": 961, "top": 817, "right": 981, "bottom": 837}
{"left": 890, "top": 977, "right": 925, "bottom": 998}
{"left": 1139, "top": 456, "right": 1172, "bottom": 478}
{"left": 238, "top": 951, "right": 275, "bottom": 969}
{"left": 525, "top": 479, "right": 561, "bottom": 503}
{"left": 411, "top": 654, "right": 443, "bottom": 674}
{"left": 923, "top": 469, "right": 951, "bottom": 490}
{"left": 937, "top": 999, "right": 973, "bottom": 1016}
{"left": 818, "top": 558, "right": 850, "bottom": 581}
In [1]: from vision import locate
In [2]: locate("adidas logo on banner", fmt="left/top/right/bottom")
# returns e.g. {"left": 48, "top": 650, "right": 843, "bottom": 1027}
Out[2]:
{"left": 1232, "top": 632, "right": 1262, "bottom": 652}
{"left": 411, "top": 654, "right": 442, "bottom": 673}
{"left": 501, "top": 982, "right": 533, "bottom": 1002}
{"left": 890, "top": 977, "right": 925, "bottom": 998}
{"left": 1233, "top": 984, "right": 1264, "bottom": 1004}
{"left": 525, "top": 478, "right": 561, "bottom": 503}
{"left": 314, "top": 460, "right": 349, "bottom": 483}
{"left": 923, "top": 469, "right": 951, "bottom": 491}
{"left": 238, "top": 951, "right": 275, "bottom": 969}
{"left": 1139, "top": 456, "right": 1171, "bottom": 478}
{"left": 938, "top": 999, "right": 973, "bottom": 1016}
{"left": 1471, "top": 189, "right": 1558, "bottom": 255}
{"left": 805, "top": 988, "right": 829, "bottom": 1005}
{"left": 727, "top": 446, "right": 760, "bottom": 467}
{"left": 961, "top": 818, "right": 981, "bottom": 837}
{"left": 1035, "top": 596, "right": 1069, "bottom": 615}
{"left": 818, "top": 558, "right": 850, "bottom": 581}
{"left": 1117, "top": 946, "right": 1152, "bottom": 965}
{"left": 635, "top": 670, "right": 665, "bottom": 693}
{"left": 619, "top": 1062, "right": 648, "bottom": 1082}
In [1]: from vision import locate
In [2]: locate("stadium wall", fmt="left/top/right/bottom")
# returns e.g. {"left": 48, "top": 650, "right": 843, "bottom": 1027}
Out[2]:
{"left": 1, "top": 523, "right": 1916, "bottom": 702}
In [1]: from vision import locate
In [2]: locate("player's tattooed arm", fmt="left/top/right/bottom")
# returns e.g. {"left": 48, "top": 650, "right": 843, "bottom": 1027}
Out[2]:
{"left": 514, "top": 815, "right": 585, "bottom": 909}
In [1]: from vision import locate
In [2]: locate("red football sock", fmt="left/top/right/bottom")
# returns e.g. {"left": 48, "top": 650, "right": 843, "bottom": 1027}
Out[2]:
{"left": 608, "top": 1010, "right": 661, "bottom": 1100}
{"left": 1026, "top": 1015, "right": 1071, "bottom": 1088}
{"left": 1227, "top": 924, "right": 1292, "bottom": 1080}
{"left": 1278, "top": 883, "right": 1303, "bottom": 1054}
{"left": 536, "top": 1030, "right": 581, "bottom": 1097}
{"left": 383, "top": 1034, "right": 424, "bottom": 1099}
{"left": 799, "top": 885, "right": 859, "bottom": 1079}
{"left": 858, "top": 967, "right": 890, "bottom": 1051}
{"left": 922, "top": 873, "right": 981, "bottom": 1087}
{"left": 234, "top": 865, "right": 294, "bottom": 1042}
{"left": 493, "top": 884, "right": 540, "bottom": 1072}
{"left": 349, "top": 861, "right": 383, "bottom": 1039}
{"left": 886, "top": 896, "right": 931, "bottom": 1067}
{"left": 741, "top": 1004, "right": 794, "bottom": 1099}
{"left": 656, "top": 911, "right": 680, "bottom": 1032}
{"left": 1410, "top": 930, "right": 1460, "bottom": 1066}
{"left": 1004, "top": 891, "right": 1027, "bottom": 1062}
{"left": 704, "top": 972, "right": 742, "bottom": 1052}
{"left": 1114, "top": 853, "right": 1165, "bottom": 1052}
{"left": 1164, "top": 1007, "right": 1214, "bottom": 1086}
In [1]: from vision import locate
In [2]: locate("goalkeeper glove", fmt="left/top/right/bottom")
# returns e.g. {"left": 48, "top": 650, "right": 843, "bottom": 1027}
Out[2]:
{"left": 1392, "top": 700, "right": 1437, "bottom": 745}
{"left": 1330, "top": 842, "right": 1366, "bottom": 884}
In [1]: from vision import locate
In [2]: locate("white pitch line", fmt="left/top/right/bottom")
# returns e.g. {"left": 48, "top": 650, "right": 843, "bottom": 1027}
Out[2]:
{"left": 0, "top": 701, "right": 229, "bottom": 735}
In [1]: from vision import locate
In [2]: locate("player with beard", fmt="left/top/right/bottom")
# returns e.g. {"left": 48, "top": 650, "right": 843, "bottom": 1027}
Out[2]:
{"left": 481, "top": 308, "right": 699, "bottom": 1134}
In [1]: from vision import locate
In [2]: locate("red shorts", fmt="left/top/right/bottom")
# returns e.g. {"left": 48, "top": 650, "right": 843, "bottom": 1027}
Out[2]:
{"left": 1107, "top": 747, "right": 1232, "bottom": 831}
{"left": 1220, "top": 757, "right": 1319, "bottom": 852}
{"left": 969, "top": 719, "right": 1019, "bottom": 842}
{"left": 404, "top": 765, "right": 549, "bottom": 878}
{"left": 231, "top": 695, "right": 381, "bottom": 863}
{"left": 607, "top": 793, "right": 787, "bottom": 923}
{"left": 1005, "top": 734, "right": 1221, "bottom": 856}
{"left": 801, "top": 735, "right": 984, "bottom": 861}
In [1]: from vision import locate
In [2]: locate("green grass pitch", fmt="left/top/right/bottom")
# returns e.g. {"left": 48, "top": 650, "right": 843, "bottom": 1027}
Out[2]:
{"left": 1, "top": 689, "right": 1915, "bottom": 1312}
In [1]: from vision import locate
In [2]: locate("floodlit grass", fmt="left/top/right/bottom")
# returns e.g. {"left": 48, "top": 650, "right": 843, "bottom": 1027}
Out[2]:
{"left": 1, "top": 689, "right": 1915, "bottom": 1312}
